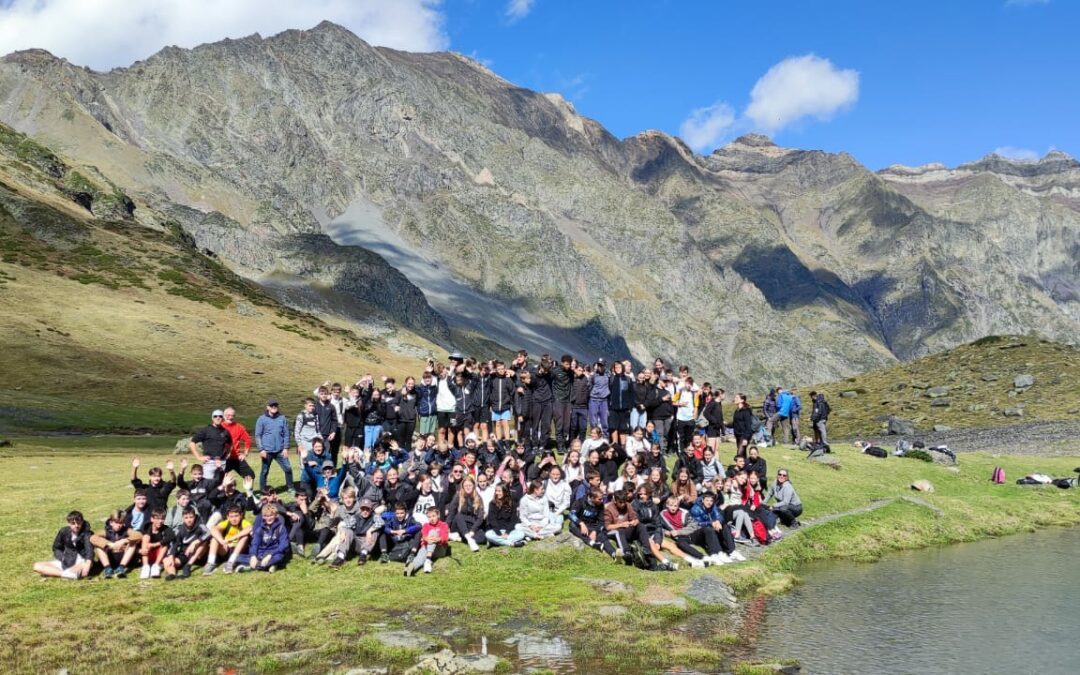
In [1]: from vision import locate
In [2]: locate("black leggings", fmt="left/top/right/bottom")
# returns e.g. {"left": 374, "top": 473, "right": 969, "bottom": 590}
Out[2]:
{"left": 451, "top": 514, "right": 487, "bottom": 544}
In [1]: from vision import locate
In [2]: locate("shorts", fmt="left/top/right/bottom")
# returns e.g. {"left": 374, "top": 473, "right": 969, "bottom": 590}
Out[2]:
{"left": 474, "top": 408, "right": 492, "bottom": 425}
{"left": 608, "top": 409, "right": 631, "bottom": 433}
{"left": 50, "top": 556, "right": 86, "bottom": 571}
{"left": 418, "top": 415, "right": 438, "bottom": 435}
{"left": 491, "top": 409, "right": 512, "bottom": 422}
{"left": 455, "top": 413, "right": 473, "bottom": 429}
{"left": 437, "top": 412, "right": 454, "bottom": 428}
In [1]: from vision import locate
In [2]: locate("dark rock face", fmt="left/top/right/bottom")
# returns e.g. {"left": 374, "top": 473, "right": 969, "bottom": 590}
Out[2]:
{"left": 0, "top": 23, "right": 1075, "bottom": 386}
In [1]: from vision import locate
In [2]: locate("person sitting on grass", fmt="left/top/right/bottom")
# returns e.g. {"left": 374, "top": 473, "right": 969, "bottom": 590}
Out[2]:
{"left": 405, "top": 505, "right": 450, "bottom": 576}
{"left": 445, "top": 476, "right": 486, "bottom": 552}
{"left": 331, "top": 498, "right": 384, "bottom": 568}
{"left": 240, "top": 503, "right": 290, "bottom": 573}
{"left": 177, "top": 459, "right": 221, "bottom": 522}
{"left": 164, "top": 490, "right": 194, "bottom": 530}
{"left": 485, "top": 483, "right": 526, "bottom": 547}
{"left": 671, "top": 466, "right": 698, "bottom": 509}
{"left": 92, "top": 510, "right": 139, "bottom": 579}
{"left": 764, "top": 469, "right": 803, "bottom": 529}
{"left": 33, "top": 511, "right": 93, "bottom": 580}
{"left": 162, "top": 507, "right": 210, "bottom": 580}
{"left": 631, "top": 484, "right": 679, "bottom": 571}
{"left": 138, "top": 508, "right": 174, "bottom": 579}
{"left": 206, "top": 474, "right": 257, "bottom": 529}
{"left": 383, "top": 502, "right": 422, "bottom": 563}
{"left": 130, "top": 457, "right": 176, "bottom": 512}
{"left": 568, "top": 487, "right": 617, "bottom": 560}
{"left": 203, "top": 506, "right": 251, "bottom": 575}
{"left": 314, "top": 486, "right": 361, "bottom": 565}
{"left": 658, "top": 495, "right": 710, "bottom": 568}
{"left": 603, "top": 488, "right": 642, "bottom": 564}
{"left": 517, "top": 480, "right": 561, "bottom": 540}
{"left": 283, "top": 490, "right": 316, "bottom": 558}
{"left": 689, "top": 491, "right": 744, "bottom": 563}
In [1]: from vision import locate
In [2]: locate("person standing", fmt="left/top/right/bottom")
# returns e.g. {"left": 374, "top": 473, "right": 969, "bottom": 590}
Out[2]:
{"left": 731, "top": 393, "right": 755, "bottom": 457}
{"left": 607, "top": 361, "right": 634, "bottom": 447}
{"left": 810, "top": 391, "right": 830, "bottom": 446}
{"left": 415, "top": 369, "right": 439, "bottom": 439}
{"left": 569, "top": 362, "right": 591, "bottom": 443}
{"left": 587, "top": 359, "right": 611, "bottom": 437}
{"left": 313, "top": 386, "right": 341, "bottom": 465}
{"left": 397, "top": 377, "right": 419, "bottom": 448}
{"left": 221, "top": 407, "right": 255, "bottom": 480}
{"left": 551, "top": 355, "right": 575, "bottom": 453}
{"left": 189, "top": 410, "right": 233, "bottom": 481}
{"left": 255, "top": 399, "right": 293, "bottom": 495}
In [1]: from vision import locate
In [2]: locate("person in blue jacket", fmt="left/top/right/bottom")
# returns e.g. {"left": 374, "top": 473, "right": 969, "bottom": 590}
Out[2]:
{"left": 382, "top": 502, "right": 423, "bottom": 563}
{"left": 312, "top": 461, "right": 348, "bottom": 500}
{"left": 255, "top": 399, "right": 293, "bottom": 495}
{"left": 768, "top": 388, "right": 793, "bottom": 445}
{"left": 240, "top": 503, "right": 290, "bottom": 572}
{"left": 688, "top": 492, "right": 744, "bottom": 563}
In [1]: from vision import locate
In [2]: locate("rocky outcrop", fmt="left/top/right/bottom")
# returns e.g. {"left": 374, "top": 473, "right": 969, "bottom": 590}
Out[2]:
{"left": 0, "top": 24, "right": 1075, "bottom": 387}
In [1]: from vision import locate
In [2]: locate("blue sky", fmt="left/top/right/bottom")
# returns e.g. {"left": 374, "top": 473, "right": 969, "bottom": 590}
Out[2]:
{"left": 444, "top": 0, "right": 1079, "bottom": 168}
{"left": 0, "top": 0, "right": 1075, "bottom": 169}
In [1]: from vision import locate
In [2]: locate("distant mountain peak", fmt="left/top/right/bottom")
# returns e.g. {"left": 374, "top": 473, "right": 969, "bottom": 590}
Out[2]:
{"left": 730, "top": 133, "right": 776, "bottom": 148}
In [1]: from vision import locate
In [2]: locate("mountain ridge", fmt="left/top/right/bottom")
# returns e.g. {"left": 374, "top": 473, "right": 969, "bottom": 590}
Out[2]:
{"left": 0, "top": 22, "right": 1075, "bottom": 389}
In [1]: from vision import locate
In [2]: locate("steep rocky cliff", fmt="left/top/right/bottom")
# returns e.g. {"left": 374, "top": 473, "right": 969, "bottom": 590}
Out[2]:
{"left": 0, "top": 22, "right": 1074, "bottom": 388}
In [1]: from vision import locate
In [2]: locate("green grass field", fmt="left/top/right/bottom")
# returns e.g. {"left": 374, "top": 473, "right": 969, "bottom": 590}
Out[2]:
{"left": 2, "top": 438, "right": 1078, "bottom": 674}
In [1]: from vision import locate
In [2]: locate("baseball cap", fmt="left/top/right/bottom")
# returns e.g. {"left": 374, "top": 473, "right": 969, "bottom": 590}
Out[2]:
{"left": 596, "top": 357, "right": 606, "bottom": 365}
{"left": 266, "top": 399, "right": 279, "bottom": 407}
{"left": 359, "top": 498, "right": 375, "bottom": 509}
{"left": 211, "top": 409, "right": 225, "bottom": 418}
{"left": 321, "top": 460, "right": 335, "bottom": 471}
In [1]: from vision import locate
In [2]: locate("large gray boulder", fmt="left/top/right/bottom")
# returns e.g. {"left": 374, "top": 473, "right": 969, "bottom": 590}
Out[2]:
{"left": 684, "top": 575, "right": 738, "bottom": 610}
{"left": 887, "top": 417, "right": 915, "bottom": 435}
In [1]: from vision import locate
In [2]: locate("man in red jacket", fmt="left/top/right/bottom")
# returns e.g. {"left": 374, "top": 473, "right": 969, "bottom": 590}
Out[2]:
{"left": 221, "top": 407, "right": 255, "bottom": 480}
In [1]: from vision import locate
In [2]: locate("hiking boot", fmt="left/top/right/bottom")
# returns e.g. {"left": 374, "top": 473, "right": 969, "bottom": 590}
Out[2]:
{"left": 113, "top": 565, "right": 127, "bottom": 578}
{"left": 180, "top": 565, "right": 192, "bottom": 578}
{"left": 379, "top": 553, "right": 390, "bottom": 564}
{"left": 790, "top": 520, "right": 802, "bottom": 529}
{"left": 102, "top": 566, "right": 114, "bottom": 579}
{"left": 202, "top": 563, "right": 217, "bottom": 576}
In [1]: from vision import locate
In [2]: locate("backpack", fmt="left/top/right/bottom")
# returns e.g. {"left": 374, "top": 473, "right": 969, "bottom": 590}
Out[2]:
{"left": 863, "top": 446, "right": 887, "bottom": 458}
{"left": 751, "top": 519, "right": 769, "bottom": 545}
{"left": 991, "top": 466, "right": 1006, "bottom": 484}
{"left": 806, "top": 443, "right": 827, "bottom": 459}
{"left": 750, "top": 415, "right": 762, "bottom": 433}
{"left": 629, "top": 539, "right": 657, "bottom": 571}
{"left": 1052, "top": 478, "right": 1075, "bottom": 489}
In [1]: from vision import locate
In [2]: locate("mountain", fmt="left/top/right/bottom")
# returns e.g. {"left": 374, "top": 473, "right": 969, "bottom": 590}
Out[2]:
{"left": 0, "top": 22, "right": 1076, "bottom": 390}
{"left": 0, "top": 121, "right": 446, "bottom": 434}
{"left": 811, "top": 335, "right": 1080, "bottom": 439}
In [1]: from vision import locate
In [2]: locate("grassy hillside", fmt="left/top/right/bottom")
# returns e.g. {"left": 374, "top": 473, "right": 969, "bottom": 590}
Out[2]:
{"left": 1, "top": 438, "right": 1078, "bottom": 673}
{"left": 0, "top": 124, "right": 445, "bottom": 434}
{"left": 814, "top": 336, "right": 1080, "bottom": 438}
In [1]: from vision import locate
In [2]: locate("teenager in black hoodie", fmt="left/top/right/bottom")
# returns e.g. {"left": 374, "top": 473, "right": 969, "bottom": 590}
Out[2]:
{"left": 34, "top": 511, "right": 93, "bottom": 579}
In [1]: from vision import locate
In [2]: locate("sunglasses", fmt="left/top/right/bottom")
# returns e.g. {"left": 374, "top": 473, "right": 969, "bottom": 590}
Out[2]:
{"left": 778, "top": 473, "right": 788, "bottom": 478}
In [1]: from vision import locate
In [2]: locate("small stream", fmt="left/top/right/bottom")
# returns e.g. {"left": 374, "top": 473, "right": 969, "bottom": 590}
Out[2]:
{"left": 753, "top": 527, "right": 1080, "bottom": 674}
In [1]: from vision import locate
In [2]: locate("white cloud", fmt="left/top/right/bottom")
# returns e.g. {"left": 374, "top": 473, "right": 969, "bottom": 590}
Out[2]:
{"left": 993, "top": 146, "right": 1040, "bottom": 161}
{"left": 679, "top": 102, "right": 737, "bottom": 152}
{"left": 745, "top": 54, "right": 859, "bottom": 134}
{"left": 506, "top": 0, "right": 536, "bottom": 22}
{"left": 0, "top": 0, "right": 448, "bottom": 71}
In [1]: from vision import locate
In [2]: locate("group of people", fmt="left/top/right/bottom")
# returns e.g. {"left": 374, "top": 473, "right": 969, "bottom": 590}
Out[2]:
{"left": 34, "top": 351, "right": 810, "bottom": 580}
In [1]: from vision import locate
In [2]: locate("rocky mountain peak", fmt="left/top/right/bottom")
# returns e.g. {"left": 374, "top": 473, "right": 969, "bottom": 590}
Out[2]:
{"left": 729, "top": 133, "right": 776, "bottom": 148}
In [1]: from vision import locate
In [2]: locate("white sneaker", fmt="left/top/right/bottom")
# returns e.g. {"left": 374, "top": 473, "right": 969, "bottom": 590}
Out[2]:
{"left": 688, "top": 557, "right": 705, "bottom": 569}
{"left": 710, "top": 553, "right": 731, "bottom": 565}
{"left": 423, "top": 560, "right": 433, "bottom": 574}
{"left": 730, "top": 550, "right": 747, "bottom": 562}
{"left": 466, "top": 536, "right": 480, "bottom": 553}
{"left": 139, "top": 565, "right": 151, "bottom": 579}
{"left": 150, "top": 564, "right": 162, "bottom": 578}
{"left": 448, "top": 532, "right": 462, "bottom": 543}
{"left": 61, "top": 569, "right": 79, "bottom": 580}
